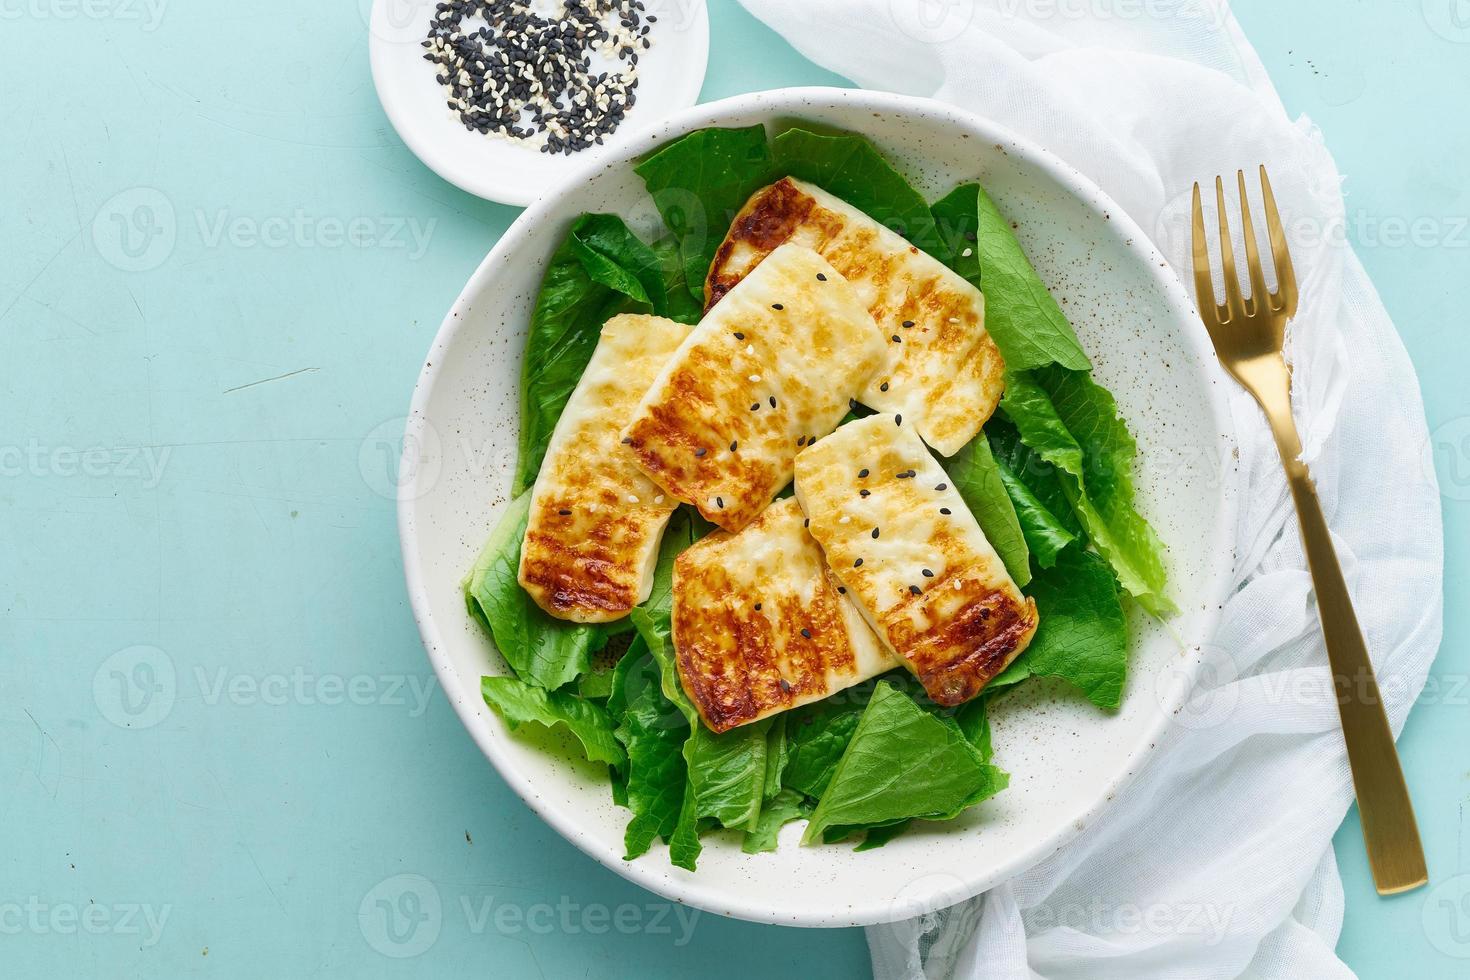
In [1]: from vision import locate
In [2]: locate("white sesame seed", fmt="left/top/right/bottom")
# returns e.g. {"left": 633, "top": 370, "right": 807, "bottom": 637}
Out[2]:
{"left": 961, "top": 247, "right": 973, "bottom": 257}
{"left": 627, "top": 494, "right": 639, "bottom": 504}
{"left": 745, "top": 345, "right": 755, "bottom": 356}
{"left": 839, "top": 515, "right": 851, "bottom": 524}
{"left": 749, "top": 374, "right": 761, "bottom": 383}
{"left": 653, "top": 494, "right": 664, "bottom": 504}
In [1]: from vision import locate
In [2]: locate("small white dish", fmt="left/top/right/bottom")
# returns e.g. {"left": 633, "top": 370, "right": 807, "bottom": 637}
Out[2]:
{"left": 368, "top": 0, "right": 709, "bottom": 206}
{"left": 398, "top": 87, "right": 1240, "bottom": 927}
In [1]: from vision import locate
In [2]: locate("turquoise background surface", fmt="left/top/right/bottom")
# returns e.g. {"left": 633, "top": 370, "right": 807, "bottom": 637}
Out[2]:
{"left": 1, "top": 0, "right": 1465, "bottom": 976}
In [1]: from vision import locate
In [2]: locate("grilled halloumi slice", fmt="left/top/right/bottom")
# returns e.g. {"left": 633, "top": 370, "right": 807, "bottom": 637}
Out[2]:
{"left": 794, "top": 414, "right": 1038, "bottom": 705}
{"left": 621, "top": 243, "right": 885, "bottom": 533}
{"left": 706, "top": 177, "right": 1005, "bottom": 456}
{"left": 518, "top": 313, "right": 690, "bottom": 622}
{"left": 672, "top": 498, "right": 899, "bottom": 733}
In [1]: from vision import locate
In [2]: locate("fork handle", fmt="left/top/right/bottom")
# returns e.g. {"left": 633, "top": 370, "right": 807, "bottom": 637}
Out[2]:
{"left": 1267, "top": 416, "right": 1428, "bottom": 894}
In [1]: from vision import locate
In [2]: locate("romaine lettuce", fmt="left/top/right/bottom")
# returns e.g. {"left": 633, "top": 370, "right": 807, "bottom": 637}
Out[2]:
{"left": 480, "top": 675, "right": 625, "bottom": 767}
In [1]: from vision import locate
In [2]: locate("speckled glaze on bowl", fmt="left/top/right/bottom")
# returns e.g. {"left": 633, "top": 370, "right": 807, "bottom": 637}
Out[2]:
{"left": 398, "top": 87, "right": 1239, "bottom": 928}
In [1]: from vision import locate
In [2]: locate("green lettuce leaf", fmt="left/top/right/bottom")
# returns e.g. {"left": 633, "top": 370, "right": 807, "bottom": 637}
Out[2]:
{"left": 853, "top": 819, "right": 911, "bottom": 851}
{"left": 803, "top": 681, "right": 1008, "bottom": 845}
{"left": 640, "top": 507, "right": 708, "bottom": 623}
{"left": 515, "top": 213, "right": 676, "bottom": 494}
{"left": 631, "top": 604, "right": 771, "bottom": 870}
{"left": 1003, "top": 368, "right": 1172, "bottom": 615}
{"left": 1000, "top": 547, "right": 1130, "bottom": 709}
{"left": 576, "top": 632, "right": 635, "bottom": 700}
{"left": 987, "top": 414, "right": 1081, "bottom": 568}
{"left": 770, "top": 128, "right": 944, "bottom": 256}
{"left": 993, "top": 455, "right": 1076, "bottom": 569}
{"left": 681, "top": 722, "right": 770, "bottom": 833}
{"left": 945, "top": 434, "right": 1031, "bottom": 586}
{"left": 577, "top": 665, "right": 617, "bottom": 700}
{"left": 969, "top": 184, "right": 1091, "bottom": 372}
{"left": 480, "top": 676, "right": 625, "bottom": 767}
{"left": 463, "top": 493, "right": 603, "bottom": 690}
{"left": 634, "top": 125, "right": 775, "bottom": 303}
{"left": 929, "top": 183, "right": 982, "bottom": 281}
{"left": 611, "top": 648, "right": 689, "bottom": 859}
{"left": 782, "top": 691, "right": 867, "bottom": 799}
{"left": 650, "top": 234, "right": 705, "bottom": 325}
{"left": 763, "top": 715, "right": 790, "bottom": 803}
{"left": 742, "top": 789, "right": 810, "bottom": 855}
{"left": 952, "top": 696, "right": 995, "bottom": 763}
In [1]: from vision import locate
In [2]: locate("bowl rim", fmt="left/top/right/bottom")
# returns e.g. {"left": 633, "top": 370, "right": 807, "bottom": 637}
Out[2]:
{"left": 398, "top": 85, "right": 1239, "bottom": 927}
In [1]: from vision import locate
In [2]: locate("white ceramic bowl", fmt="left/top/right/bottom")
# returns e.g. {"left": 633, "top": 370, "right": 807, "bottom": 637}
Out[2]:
{"left": 368, "top": 0, "right": 709, "bottom": 205}
{"left": 398, "top": 87, "right": 1239, "bottom": 927}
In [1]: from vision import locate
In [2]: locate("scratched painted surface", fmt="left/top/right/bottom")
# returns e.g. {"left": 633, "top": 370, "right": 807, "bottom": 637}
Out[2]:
{"left": 0, "top": 1, "right": 1465, "bottom": 977}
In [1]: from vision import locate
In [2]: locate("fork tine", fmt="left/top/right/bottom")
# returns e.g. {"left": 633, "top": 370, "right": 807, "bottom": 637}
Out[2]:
{"left": 1236, "top": 170, "right": 1270, "bottom": 316}
{"left": 1190, "top": 182, "right": 1218, "bottom": 323}
{"left": 1258, "top": 166, "right": 1298, "bottom": 318}
{"left": 1214, "top": 176, "right": 1246, "bottom": 321}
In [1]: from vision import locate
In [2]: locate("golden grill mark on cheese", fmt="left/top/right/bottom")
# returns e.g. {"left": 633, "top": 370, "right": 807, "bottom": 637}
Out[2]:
{"left": 794, "top": 414, "right": 1038, "bottom": 706}
{"left": 621, "top": 243, "right": 884, "bottom": 532}
{"left": 518, "top": 314, "right": 690, "bottom": 623}
{"left": 672, "top": 498, "right": 898, "bottom": 733}
{"left": 707, "top": 177, "right": 1006, "bottom": 456}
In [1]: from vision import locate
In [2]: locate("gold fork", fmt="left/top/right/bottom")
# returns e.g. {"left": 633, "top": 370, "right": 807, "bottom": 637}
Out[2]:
{"left": 1190, "top": 167, "right": 1427, "bottom": 895}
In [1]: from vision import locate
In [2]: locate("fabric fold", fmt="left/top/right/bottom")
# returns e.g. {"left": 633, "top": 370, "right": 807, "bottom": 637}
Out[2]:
{"left": 734, "top": 1, "right": 1444, "bottom": 977}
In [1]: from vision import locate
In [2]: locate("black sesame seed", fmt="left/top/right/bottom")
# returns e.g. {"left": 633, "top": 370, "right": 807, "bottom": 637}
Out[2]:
{"left": 902, "top": 320, "right": 914, "bottom": 328}
{"left": 880, "top": 382, "right": 889, "bottom": 392}
{"left": 909, "top": 585, "right": 922, "bottom": 595}
{"left": 751, "top": 403, "right": 760, "bottom": 411}
{"left": 891, "top": 335, "right": 902, "bottom": 343}
{"left": 716, "top": 496, "right": 724, "bottom": 508}
{"left": 621, "top": 437, "right": 632, "bottom": 444}
{"left": 816, "top": 272, "right": 827, "bottom": 281}
{"left": 796, "top": 436, "right": 806, "bottom": 447}
{"left": 935, "top": 482, "right": 947, "bottom": 491}
{"left": 424, "top": 0, "right": 652, "bottom": 154}
{"left": 849, "top": 398, "right": 860, "bottom": 412}
{"left": 694, "top": 447, "right": 707, "bottom": 457}
{"left": 853, "top": 558, "right": 863, "bottom": 568}
{"left": 734, "top": 331, "right": 745, "bottom": 340}
{"left": 800, "top": 628, "right": 811, "bottom": 639}
{"left": 858, "top": 468, "right": 869, "bottom": 478}
{"left": 778, "top": 677, "right": 792, "bottom": 693}
{"left": 940, "top": 507, "right": 952, "bottom": 515}
{"left": 558, "top": 509, "right": 571, "bottom": 516}
{"left": 860, "top": 489, "right": 870, "bottom": 498}
{"left": 871, "top": 527, "right": 880, "bottom": 539}
{"left": 769, "top": 396, "right": 777, "bottom": 408}
{"left": 837, "top": 586, "right": 846, "bottom": 594}
{"left": 771, "top": 303, "right": 784, "bottom": 310}
{"left": 922, "top": 568, "right": 934, "bottom": 578}
{"left": 895, "top": 414, "right": 903, "bottom": 426}
{"left": 754, "top": 602, "right": 762, "bottom": 611}
{"left": 730, "top": 440, "right": 738, "bottom": 452}
{"left": 804, "top": 518, "right": 810, "bottom": 528}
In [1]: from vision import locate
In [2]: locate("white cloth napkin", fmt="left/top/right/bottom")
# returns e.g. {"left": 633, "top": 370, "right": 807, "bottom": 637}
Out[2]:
{"left": 733, "top": 1, "right": 1445, "bottom": 977}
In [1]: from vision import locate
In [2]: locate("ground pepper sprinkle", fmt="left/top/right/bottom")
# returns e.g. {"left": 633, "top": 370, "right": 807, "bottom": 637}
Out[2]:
{"left": 422, "top": 0, "right": 651, "bottom": 155}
